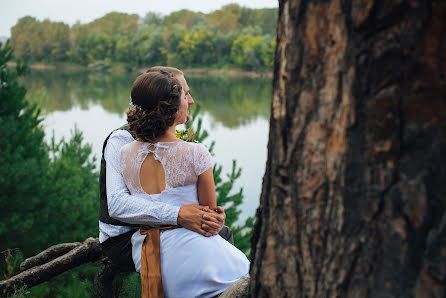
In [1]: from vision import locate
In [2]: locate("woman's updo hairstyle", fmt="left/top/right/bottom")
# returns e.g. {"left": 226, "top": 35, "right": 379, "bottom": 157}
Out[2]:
{"left": 127, "top": 71, "right": 182, "bottom": 142}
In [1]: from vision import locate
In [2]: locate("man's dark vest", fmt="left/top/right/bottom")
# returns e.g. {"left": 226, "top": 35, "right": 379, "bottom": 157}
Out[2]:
{"left": 98, "top": 124, "right": 138, "bottom": 227}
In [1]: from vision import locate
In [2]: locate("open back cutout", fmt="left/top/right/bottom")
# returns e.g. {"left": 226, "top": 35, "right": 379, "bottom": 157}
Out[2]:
{"left": 140, "top": 152, "right": 166, "bottom": 195}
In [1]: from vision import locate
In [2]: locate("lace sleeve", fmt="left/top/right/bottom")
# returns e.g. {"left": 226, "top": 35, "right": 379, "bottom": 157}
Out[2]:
{"left": 194, "top": 143, "right": 215, "bottom": 177}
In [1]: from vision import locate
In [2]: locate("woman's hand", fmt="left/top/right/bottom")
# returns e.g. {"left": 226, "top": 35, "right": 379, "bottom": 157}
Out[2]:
{"left": 177, "top": 204, "right": 225, "bottom": 237}
{"left": 202, "top": 206, "right": 225, "bottom": 235}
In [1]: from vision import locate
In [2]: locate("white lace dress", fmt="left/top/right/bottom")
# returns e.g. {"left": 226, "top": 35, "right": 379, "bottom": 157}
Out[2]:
{"left": 120, "top": 141, "right": 250, "bottom": 298}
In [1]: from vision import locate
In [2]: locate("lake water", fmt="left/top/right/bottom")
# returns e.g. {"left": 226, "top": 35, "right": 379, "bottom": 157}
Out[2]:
{"left": 23, "top": 69, "right": 272, "bottom": 224}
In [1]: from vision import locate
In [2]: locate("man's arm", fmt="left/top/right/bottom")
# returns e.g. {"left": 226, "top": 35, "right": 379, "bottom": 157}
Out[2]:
{"left": 105, "top": 130, "right": 224, "bottom": 235}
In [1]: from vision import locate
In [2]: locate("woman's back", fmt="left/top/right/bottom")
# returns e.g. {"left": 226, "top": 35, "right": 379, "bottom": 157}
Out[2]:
{"left": 120, "top": 141, "right": 213, "bottom": 196}
{"left": 123, "top": 140, "right": 250, "bottom": 298}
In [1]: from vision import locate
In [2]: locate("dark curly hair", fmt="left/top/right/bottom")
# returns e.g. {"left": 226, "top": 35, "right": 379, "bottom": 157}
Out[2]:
{"left": 127, "top": 71, "right": 182, "bottom": 142}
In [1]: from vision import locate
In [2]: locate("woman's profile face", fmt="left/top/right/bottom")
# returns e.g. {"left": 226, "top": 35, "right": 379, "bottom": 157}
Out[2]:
{"left": 175, "top": 88, "right": 188, "bottom": 125}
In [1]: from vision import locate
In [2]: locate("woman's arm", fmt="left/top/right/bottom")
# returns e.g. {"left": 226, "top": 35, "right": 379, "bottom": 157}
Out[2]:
{"left": 197, "top": 167, "right": 217, "bottom": 211}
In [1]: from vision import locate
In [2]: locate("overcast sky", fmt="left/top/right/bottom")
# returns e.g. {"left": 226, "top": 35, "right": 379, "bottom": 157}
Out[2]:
{"left": 0, "top": 0, "right": 278, "bottom": 37}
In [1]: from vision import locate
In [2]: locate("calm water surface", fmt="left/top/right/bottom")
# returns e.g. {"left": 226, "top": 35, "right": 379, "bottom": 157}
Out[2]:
{"left": 23, "top": 69, "right": 272, "bottom": 224}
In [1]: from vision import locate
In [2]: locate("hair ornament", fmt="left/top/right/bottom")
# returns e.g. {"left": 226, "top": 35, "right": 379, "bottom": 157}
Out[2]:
{"left": 129, "top": 96, "right": 143, "bottom": 110}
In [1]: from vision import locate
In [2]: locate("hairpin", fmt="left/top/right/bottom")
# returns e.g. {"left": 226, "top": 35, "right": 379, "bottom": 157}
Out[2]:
{"left": 129, "top": 96, "right": 143, "bottom": 110}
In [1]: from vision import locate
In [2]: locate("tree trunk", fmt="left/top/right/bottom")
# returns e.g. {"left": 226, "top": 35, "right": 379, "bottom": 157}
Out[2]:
{"left": 250, "top": 0, "right": 446, "bottom": 297}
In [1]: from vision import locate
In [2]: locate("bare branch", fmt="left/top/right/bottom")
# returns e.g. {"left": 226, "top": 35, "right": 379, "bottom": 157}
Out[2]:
{"left": 20, "top": 242, "right": 82, "bottom": 271}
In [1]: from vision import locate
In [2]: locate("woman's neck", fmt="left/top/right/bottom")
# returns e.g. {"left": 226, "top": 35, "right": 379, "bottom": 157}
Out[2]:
{"left": 153, "top": 125, "right": 181, "bottom": 143}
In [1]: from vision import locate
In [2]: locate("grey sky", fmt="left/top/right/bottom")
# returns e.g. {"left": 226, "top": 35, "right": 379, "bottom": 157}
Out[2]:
{"left": 0, "top": 0, "right": 278, "bottom": 37}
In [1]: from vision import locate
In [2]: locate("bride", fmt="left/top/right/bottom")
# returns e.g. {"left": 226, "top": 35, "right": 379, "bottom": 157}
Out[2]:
{"left": 120, "top": 71, "right": 250, "bottom": 297}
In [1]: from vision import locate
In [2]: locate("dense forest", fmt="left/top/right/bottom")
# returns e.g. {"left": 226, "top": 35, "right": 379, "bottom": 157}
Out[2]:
{"left": 9, "top": 4, "right": 277, "bottom": 71}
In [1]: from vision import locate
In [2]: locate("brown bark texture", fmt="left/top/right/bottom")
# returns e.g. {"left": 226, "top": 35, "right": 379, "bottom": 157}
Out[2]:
{"left": 250, "top": 0, "right": 446, "bottom": 297}
{"left": 19, "top": 242, "right": 82, "bottom": 271}
{"left": 219, "top": 276, "right": 250, "bottom": 298}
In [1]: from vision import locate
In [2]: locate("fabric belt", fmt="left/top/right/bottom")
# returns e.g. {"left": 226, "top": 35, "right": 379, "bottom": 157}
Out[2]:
{"left": 140, "top": 224, "right": 181, "bottom": 298}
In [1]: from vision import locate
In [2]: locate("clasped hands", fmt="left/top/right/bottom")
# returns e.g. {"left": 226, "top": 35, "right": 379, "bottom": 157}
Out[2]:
{"left": 177, "top": 204, "right": 225, "bottom": 237}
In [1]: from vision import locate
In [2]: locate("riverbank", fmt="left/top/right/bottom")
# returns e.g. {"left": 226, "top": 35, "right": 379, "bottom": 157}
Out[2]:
{"left": 10, "top": 62, "right": 273, "bottom": 78}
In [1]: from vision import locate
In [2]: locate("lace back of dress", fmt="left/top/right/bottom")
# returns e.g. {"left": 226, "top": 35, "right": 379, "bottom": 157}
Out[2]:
{"left": 120, "top": 142, "right": 202, "bottom": 195}
{"left": 155, "top": 143, "right": 197, "bottom": 189}
{"left": 120, "top": 142, "right": 147, "bottom": 194}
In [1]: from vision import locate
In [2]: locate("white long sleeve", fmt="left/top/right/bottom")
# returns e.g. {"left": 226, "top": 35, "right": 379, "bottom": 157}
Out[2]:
{"left": 98, "top": 129, "right": 180, "bottom": 243}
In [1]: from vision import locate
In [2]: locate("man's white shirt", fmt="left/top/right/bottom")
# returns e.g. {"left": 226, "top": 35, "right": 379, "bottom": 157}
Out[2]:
{"left": 98, "top": 129, "right": 180, "bottom": 243}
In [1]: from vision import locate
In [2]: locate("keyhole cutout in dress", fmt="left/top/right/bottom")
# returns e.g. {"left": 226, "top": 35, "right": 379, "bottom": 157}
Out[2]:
{"left": 140, "top": 151, "right": 166, "bottom": 195}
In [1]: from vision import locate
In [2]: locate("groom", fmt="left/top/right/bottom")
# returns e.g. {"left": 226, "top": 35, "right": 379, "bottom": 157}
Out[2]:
{"left": 98, "top": 66, "right": 232, "bottom": 271}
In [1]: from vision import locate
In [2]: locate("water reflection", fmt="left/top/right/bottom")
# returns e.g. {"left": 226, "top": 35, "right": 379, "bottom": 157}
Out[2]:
{"left": 24, "top": 70, "right": 136, "bottom": 114}
{"left": 187, "top": 76, "right": 271, "bottom": 127}
{"left": 23, "top": 70, "right": 271, "bottom": 127}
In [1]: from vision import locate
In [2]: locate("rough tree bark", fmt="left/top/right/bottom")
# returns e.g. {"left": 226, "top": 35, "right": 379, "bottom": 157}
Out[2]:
{"left": 20, "top": 242, "right": 82, "bottom": 271}
{"left": 250, "top": 0, "right": 446, "bottom": 297}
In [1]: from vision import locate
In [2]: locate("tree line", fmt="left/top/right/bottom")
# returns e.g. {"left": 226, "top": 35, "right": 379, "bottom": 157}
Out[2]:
{"left": 10, "top": 4, "right": 277, "bottom": 71}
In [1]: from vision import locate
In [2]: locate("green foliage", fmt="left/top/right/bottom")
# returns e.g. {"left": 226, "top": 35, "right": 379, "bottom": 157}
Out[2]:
{"left": 84, "top": 32, "right": 114, "bottom": 63}
{"left": 145, "top": 30, "right": 167, "bottom": 66}
{"left": 2, "top": 249, "right": 23, "bottom": 280}
{"left": 231, "top": 34, "right": 264, "bottom": 69}
{"left": 179, "top": 30, "right": 216, "bottom": 65}
{"left": 88, "top": 12, "right": 139, "bottom": 37}
{"left": 115, "top": 272, "right": 142, "bottom": 297}
{"left": 163, "top": 9, "right": 206, "bottom": 30}
{"left": 261, "top": 36, "right": 276, "bottom": 68}
{"left": 45, "top": 128, "right": 98, "bottom": 243}
{"left": 142, "top": 12, "right": 163, "bottom": 27}
{"left": 0, "top": 40, "right": 50, "bottom": 255}
{"left": 67, "top": 23, "right": 91, "bottom": 65}
{"left": 10, "top": 17, "right": 70, "bottom": 63}
{"left": 9, "top": 4, "right": 277, "bottom": 71}
{"left": 5, "top": 284, "right": 29, "bottom": 298}
{"left": 23, "top": 263, "right": 99, "bottom": 297}
{"left": 208, "top": 4, "right": 243, "bottom": 33}
{"left": 0, "top": 42, "right": 100, "bottom": 295}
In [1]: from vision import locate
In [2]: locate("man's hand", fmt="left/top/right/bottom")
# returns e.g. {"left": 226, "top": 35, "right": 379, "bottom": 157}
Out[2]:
{"left": 177, "top": 204, "right": 225, "bottom": 237}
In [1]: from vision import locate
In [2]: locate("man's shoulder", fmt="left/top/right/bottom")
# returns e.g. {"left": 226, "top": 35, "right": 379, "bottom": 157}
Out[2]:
{"left": 104, "top": 128, "right": 135, "bottom": 157}
{"left": 108, "top": 129, "right": 134, "bottom": 142}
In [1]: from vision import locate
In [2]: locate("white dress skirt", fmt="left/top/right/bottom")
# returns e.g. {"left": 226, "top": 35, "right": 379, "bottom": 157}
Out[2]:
{"left": 120, "top": 141, "right": 250, "bottom": 298}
